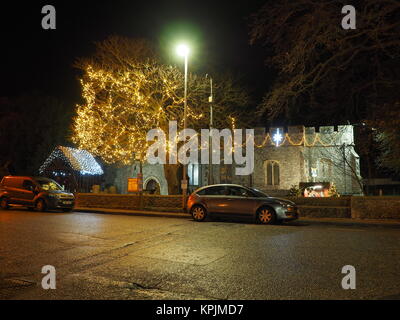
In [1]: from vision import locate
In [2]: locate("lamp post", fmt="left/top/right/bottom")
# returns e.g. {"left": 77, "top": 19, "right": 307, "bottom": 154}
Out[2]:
{"left": 177, "top": 44, "right": 190, "bottom": 207}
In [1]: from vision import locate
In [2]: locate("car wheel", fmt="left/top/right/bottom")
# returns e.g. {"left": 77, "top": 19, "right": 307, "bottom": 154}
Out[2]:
{"left": 35, "top": 199, "right": 47, "bottom": 212}
{"left": 257, "top": 207, "right": 276, "bottom": 225}
{"left": 0, "top": 197, "right": 9, "bottom": 210}
{"left": 191, "top": 205, "right": 207, "bottom": 222}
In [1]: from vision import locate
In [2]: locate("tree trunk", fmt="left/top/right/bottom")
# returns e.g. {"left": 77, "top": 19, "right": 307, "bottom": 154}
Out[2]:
{"left": 163, "top": 164, "right": 182, "bottom": 195}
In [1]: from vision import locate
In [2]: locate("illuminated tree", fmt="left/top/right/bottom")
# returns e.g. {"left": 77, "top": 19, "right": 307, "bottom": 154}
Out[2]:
{"left": 72, "top": 36, "right": 251, "bottom": 194}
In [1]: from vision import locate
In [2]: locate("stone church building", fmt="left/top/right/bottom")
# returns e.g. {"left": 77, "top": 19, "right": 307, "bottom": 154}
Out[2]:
{"left": 110, "top": 125, "right": 362, "bottom": 196}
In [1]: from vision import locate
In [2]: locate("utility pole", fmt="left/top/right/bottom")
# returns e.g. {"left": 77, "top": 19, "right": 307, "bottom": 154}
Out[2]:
{"left": 206, "top": 75, "right": 213, "bottom": 186}
{"left": 342, "top": 143, "right": 347, "bottom": 195}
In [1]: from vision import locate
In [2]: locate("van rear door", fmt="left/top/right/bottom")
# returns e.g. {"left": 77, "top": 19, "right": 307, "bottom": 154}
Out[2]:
{"left": 6, "top": 177, "right": 24, "bottom": 204}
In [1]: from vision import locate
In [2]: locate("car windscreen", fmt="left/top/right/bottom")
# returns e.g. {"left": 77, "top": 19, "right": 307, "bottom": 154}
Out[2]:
{"left": 36, "top": 179, "right": 63, "bottom": 191}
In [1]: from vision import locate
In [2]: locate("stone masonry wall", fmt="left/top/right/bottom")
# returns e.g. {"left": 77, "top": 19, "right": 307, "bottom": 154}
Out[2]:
{"left": 251, "top": 125, "right": 362, "bottom": 196}
{"left": 76, "top": 194, "right": 400, "bottom": 220}
{"left": 76, "top": 194, "right": 183, "bottom": 212}
{"left": 111, "top": 163, "right": 169, "bottom": 195}
{"left": 253, "top": 145, "right": 305, "bottom": 193}
{"left": 351, "top": 197, "right": 400, "bottom": 219}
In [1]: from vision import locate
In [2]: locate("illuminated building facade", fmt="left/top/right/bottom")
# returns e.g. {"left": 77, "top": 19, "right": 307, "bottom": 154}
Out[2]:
{"left": 110, "top": 125, "right": 362, "bottom": 197}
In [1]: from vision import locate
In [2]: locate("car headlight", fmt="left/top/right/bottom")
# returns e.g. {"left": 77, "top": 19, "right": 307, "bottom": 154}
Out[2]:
{"left": 277, "top": 202, "right": 295, "bottom": 210}
{"left": 277, "top": 201, "right": 289, "bottom": 207}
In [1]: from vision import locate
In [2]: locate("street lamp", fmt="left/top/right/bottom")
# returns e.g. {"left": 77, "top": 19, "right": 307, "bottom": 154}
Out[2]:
{"left": 177, "top": 44, "right": 190, "bottom": 206}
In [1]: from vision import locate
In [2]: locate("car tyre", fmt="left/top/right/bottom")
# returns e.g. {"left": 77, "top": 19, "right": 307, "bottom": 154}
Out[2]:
{"left": 191, "top": 205, "right": 207, "bottom": 222}
{"left": 0, "top": 197, "right": 9, "bottom": 210}
{"left": 256, "top": 207, "right": 276, "bottom": 225}
{"left": 35, "top": 199, "right": 47, "bottom": 212}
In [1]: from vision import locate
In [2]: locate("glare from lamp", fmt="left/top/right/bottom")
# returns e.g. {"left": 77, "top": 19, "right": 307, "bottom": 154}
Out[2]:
{"left": 176, "top": 44, "right": 190, "bottom": 57}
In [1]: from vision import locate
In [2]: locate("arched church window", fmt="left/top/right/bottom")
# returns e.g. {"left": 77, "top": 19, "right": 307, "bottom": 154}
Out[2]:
{"left": 264, "top": 161, "right": 280, "bottom": 186}
{"left": 319, "top": 158, "right": 333, "bottom": 179}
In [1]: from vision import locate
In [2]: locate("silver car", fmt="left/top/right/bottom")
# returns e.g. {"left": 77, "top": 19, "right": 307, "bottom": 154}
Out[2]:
{"left": 187, "top": 184, "right": 299, "bottom": 224}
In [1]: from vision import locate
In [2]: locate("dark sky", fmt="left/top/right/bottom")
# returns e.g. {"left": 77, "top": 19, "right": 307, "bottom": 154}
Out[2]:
{"left": 1, "top": 0, "right": 270, "bottom": 107}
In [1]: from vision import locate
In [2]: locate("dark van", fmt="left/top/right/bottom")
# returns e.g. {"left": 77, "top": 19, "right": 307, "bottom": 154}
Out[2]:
{"left": 0, "top": 176, "right": 75, "bottom": 212}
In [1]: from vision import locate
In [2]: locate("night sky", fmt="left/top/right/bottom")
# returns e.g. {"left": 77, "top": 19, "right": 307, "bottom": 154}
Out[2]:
{"left": 2, "top": 0, "right": 269, "bottom": 107}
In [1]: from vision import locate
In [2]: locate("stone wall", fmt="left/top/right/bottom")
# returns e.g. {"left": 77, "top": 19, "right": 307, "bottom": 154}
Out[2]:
{"left": 351, "top": 197, "right": 400, "bottom": 219}
{"left": 291, "top": 196, "right": 400, "bottom": 219}
{"left": 110, "top": 163, "right": 169, "bottom": 195}
{"left": 76, "top": 194, "right": 400, "bottom": 220}
{"left": 250, "top": 125, "right": 362, "bottom": 196}
{"left": 76, "top": 194, "right": 183, "bottom": 212}
{"left": 288, "top": 197, "right": 351, "bottom": 218}
{"left": 287, "top": 197, "right": 351, "bottom": 207}
{"left": 253, "top": 145, "right": 305, "bottom": 192}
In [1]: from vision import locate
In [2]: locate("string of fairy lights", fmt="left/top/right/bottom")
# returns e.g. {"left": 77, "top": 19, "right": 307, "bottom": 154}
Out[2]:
{"left": 39, "top": 146, "right": 104, "bottom": 176}
{"left": 72, "top": 64, "right": 210, "bottom": 165}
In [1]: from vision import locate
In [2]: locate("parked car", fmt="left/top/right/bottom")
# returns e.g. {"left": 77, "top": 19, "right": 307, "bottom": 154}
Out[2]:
{"left": 0, "top": 176, "right": 75, "bottom": 212}
{"left": 187, "top": 184, "right": 299, "bottom": 224}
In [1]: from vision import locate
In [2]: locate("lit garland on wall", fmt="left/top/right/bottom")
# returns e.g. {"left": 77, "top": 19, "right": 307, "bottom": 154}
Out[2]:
{"left": 194, "top": 129, "right": 352, "bottom": 156}
{"left": 254, "top": 130, "right": 347, "bottom": 148}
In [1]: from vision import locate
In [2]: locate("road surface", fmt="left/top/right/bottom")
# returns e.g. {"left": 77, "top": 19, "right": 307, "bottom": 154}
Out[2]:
{"left": 0, "top": 209, "right": 399, "bottom": 300}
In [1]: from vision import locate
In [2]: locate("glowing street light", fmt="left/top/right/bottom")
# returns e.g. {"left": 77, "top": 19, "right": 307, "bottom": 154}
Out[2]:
{"left": 177, "top": 44, "right": 190, "bottom": 204}
{"left": 176, "top": 44, "right": 190, "bottom": 58}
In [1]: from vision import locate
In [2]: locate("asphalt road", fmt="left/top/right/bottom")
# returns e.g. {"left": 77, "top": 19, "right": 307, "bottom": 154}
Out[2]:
{"left": 0, "top": 209, "right": 399, "bottom": 300}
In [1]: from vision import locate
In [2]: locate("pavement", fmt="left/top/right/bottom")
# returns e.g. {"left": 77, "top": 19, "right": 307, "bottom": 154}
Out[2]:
{"left": 75, "top": 206, "right": 400, "bottom": 229}
{"left": 1, "top": 208, "right": 400, "bottom": 300}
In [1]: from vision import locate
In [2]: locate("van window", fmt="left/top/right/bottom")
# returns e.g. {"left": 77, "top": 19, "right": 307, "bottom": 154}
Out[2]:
{"left": 3, "top": 177, "right": 23, "bottom": 188}
{"left": 36, "top": 179, "right": 63, "bottom": 191}
{"left": 22, "top": 180, "right": 36, "bottom": 191}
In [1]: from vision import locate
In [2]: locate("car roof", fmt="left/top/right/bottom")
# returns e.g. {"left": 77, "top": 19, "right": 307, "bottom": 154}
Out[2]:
{"left": 2, "top": 176, "right": 33, "bottom": 180}
{"left": 2, "top": 176, "right": 53, "bottom": 182}
{"left": 195, "top": 184, "right": 250, "bottom": 192}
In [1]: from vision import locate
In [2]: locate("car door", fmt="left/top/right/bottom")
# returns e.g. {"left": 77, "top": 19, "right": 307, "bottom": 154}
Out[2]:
{"left": 20, "top": 180, "right": 36, "bottom": 206}
{"left": 224, "top": 186, "right": 257, "bottom": 216}
{"left": 200, "top": 186, "right": 231, "bottom": 214}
